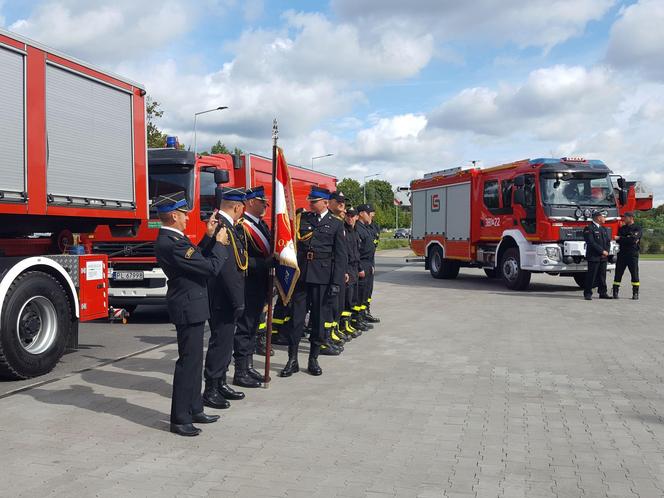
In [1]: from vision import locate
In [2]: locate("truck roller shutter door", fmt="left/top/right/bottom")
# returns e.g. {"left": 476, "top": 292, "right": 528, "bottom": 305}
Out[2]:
{"left": 446, "top": 183, "right": 470, "bottom": 240}
{"left": 46, "top": 65, "right": 134, "bottom": 205}
{"left": 411, "top": 190, "right": 427, "bottom": 239}
{"left": 0, "top": 46, "right": 25, "bottom": 197}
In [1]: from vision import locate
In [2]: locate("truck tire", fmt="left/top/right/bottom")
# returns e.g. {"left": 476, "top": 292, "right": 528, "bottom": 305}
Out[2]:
{"left": 0, "top": 271, "right": 72, "bottom": 380}
{"left": 573, "top": 273, "right": 586, "bottom": 288}
{"left": 500, "top": 248, "right": 531, "bottom": 290}
{"left": 429, "top": 246, "right": 460, "bottom": 279}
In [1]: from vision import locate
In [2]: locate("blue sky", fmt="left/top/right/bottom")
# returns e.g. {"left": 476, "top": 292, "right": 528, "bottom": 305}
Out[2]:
{"left": 2, "top": 0, "right": 663, "bottom": 201}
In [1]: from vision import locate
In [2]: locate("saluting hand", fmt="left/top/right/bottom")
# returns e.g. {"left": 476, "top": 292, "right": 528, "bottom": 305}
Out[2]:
{"left": 216, "top": 226, "right": 229, "bottom": 245}
{"left": 206, "top": 209, "right": 219, "bottom": 237}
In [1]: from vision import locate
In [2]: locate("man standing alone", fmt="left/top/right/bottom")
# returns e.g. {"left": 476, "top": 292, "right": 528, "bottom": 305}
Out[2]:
{"left": 583, "top": 209, "right": 612, "bottom": 300}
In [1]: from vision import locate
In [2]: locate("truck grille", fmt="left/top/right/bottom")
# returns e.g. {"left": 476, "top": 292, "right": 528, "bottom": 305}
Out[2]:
{"left": 93, "top": 242, "right": 155, "bottom": 257}
{"left": 559, "top": 227, "right": 585, "bottom": 241}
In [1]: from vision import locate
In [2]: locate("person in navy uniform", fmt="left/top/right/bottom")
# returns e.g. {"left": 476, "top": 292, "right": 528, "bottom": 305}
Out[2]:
{"left": 613, "top": 211, "right": 642, "bottom": 300}
{"left": 355, "top": 204, "right": 378, "bottom": 328}
{"left": 201, "top": 187, "right": 248, "bottom": 409}
{"left": 583, "top": 209, "right": 612, "bottom": 300}
{"left": 154, "top": 192, "right": 229, "bottom": 437}
{"left": 324, "top": 190, "right": 349, "bottom": 352}
{"left": 341, "top": 206, "right": 362, "bottom": 338}
{"left": 233, "top": 186, "right": 272, "bottom": 388}
{"left": 280, "top": 186, "right": 347, "bottom": 377}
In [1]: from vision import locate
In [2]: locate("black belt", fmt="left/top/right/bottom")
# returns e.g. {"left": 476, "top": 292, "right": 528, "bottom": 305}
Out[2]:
{"left": 299, "top": 250, "right": 333, "bottom": 261}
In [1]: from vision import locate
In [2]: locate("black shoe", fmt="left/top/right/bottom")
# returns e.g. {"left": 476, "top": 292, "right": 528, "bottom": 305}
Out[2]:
{"left": 599, "top": 294, "right": 612, "bottom": 299}
{"left": 307, "top": 356, "right": 322, "bottom": 376}
{"left": 219, "top": 381, "right": 245, "bottom": 400}
{"left": 247, "top": 360, "right": 264, "bottom": 382}
{"left": 192, "top": 412, "right": 220, "bottom": 424}
{"left": 170, "top": 423, "right": 201, "bottom": 436}
{"left": 632, "top": 288, "right": 639, "bottom": 300}
{"left": 612, "top": 285, "right": 620, "bottom": 299}
{"left": 233, "top": 370, "right": 262, "bottom": 388}
{"left": 352, "top": 319, "right": 368, "bottom": 332}
{"left": 365, "top": 312, "right": 380, "bottom": 323}
{"left": 280, "top": 345, "right": 300, "bottom": 377}
{"left": 584, "top": 294, "right": 592, "bottom": 300}
{"left": 203, "top": 388, "right": 231, "bottom": 410}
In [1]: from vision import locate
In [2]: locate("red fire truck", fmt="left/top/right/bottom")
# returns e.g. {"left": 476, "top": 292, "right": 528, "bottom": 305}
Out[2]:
{"left": 87, "top": 150, "right": 336, "bottom": 312}
{"left": 0, "top": 29, "right": 147, "bottom": 378}
{"left": 410, "top": 157, "right": 653, "bottom": 290}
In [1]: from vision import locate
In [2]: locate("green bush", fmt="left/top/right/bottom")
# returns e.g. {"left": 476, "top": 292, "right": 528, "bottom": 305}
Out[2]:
{"left": 377, "top": 239, "right": 410, "bottom": 251}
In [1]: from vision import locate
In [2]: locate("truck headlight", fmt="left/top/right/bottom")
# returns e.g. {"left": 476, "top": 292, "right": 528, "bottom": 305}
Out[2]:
{"left": 545, "top": 247, "right": 561, "bottom": 262}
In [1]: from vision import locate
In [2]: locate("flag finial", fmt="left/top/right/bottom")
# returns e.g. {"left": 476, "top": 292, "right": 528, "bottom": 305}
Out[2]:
{"left": 272, "top": 119, "right": 279, "bottom": 146}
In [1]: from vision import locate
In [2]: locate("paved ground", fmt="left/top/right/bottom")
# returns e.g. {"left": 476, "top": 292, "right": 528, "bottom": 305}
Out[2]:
{"left": 2, "top": 253, "right": 664, "bottom": 497}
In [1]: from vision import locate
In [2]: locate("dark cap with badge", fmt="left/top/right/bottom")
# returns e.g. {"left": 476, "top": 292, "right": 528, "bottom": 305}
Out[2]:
{"left": 244, "top": 186, "right": 267, "bottom": 202}
{"left": 220, "top": 187, "right": 246, "bottom": 202}
{"left": 154, "top": 191, "right": 189, "bottom": 213}
{"left": 356, "top": 203, "right": 375, "bottom": 213}
{"left": 623, "top": 211, "right": 635, "bottom": 218}
{"left": 330, "top": 191, "right": 346, "bottom": 203}
{"left": 307, "top": 186, "right": 331, "bottom": 201}
{"left": 591, "top": 209, "right": 608, "bottom": 219}
{"left": 345, "top": 206, "right": 358, "bottom": 216}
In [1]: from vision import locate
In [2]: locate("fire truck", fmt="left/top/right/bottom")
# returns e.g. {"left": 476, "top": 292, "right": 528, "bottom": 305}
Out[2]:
{"left": 88, "top": 150, "right": 336, "bottom": 312}
{"left": 0, "top": 29, "right": 147, "bottom": 378}
{"left": 410, "top": 157, "right": 653, "bottom": 290}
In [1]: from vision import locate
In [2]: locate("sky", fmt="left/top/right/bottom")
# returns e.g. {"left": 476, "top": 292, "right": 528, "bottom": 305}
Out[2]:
{"left": 2, "top": 0, "right": 664, "bottom": 202}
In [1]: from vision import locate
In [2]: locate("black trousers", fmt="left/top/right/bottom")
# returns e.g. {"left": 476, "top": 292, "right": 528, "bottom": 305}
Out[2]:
{"left": 290, "top": 281, "right": 331, "bottom": 348}
{"left": 357, "top": 266, "right": 373, "bottom": 305}
{"left": 272, "top": 298, "right": 292, "bottom": 335}
{"left": 205, "top": 307, "right": 235, "bottom": 382}
{"left": 333, "top": 282, "right": 346, "bottom": 329}
{"left": 614, "top": 254, "right": 639, "bottom": 285}
{"left": 234, "top": 282, "right": 267, "bottom": 362}
{"left": 171, "top": 321, "right": 205, "bottom": 424}
{"left": 585, "top": 259, "right": 608, "bottom": 297}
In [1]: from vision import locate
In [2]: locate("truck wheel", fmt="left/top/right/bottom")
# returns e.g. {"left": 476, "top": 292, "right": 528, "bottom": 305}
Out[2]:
{"left": 429, "top": 246, "right": 460, "bottom": 279}
{"left": 0, "top": 271, "right": 72, "bottom": 380}
{"left": 500, "top": 248, "right": 531, "bottom": 290}
{"left": 484, "top": 268, "right": 498, "bottom": 279}
{"left": 573, "top": 273, "right": 587, "bottom": 288}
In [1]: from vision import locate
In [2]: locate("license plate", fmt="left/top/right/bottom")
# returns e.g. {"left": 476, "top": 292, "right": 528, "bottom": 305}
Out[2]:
{"left": 112, "top": 271, "right": 144, "bottom": 281}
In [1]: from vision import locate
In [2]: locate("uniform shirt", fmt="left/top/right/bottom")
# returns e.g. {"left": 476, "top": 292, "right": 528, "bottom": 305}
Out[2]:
{"left": 155, "top": 228, "right": 228, "bottom": 325}
{"left": 617, "top": 223, "right": 642, "bottom": 255}
{"left": 297, "top": 211, "right": 347, "bottom": 286}
{"left": 356, "top": 220, "right": 376, "bottom": 273}
{"left": 344, "top": 223, "right": 361, "bottom": 283}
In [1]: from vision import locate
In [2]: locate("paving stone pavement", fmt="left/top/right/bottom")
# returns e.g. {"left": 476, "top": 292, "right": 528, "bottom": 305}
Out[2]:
{"left": 2, "top": 259, "right": 664, "bottom": 498}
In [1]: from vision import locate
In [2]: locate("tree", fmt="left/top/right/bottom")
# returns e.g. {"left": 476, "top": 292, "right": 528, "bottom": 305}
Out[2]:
{"left": 364, "top": 179, "right": 394, "bottom": 209}
{"left": 146, "top": 96, "right": 168, "bottom": 148}
{"left": 336, "top": 178, "right": 363, "bottom": 207}
{"left": 210, "top": 140, "right": 230, "bottom": 154}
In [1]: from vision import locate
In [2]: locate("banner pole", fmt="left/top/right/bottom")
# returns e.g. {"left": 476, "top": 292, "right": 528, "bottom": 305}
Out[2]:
{"left": 264, "top": 119, "right": 279, "bottom": 387}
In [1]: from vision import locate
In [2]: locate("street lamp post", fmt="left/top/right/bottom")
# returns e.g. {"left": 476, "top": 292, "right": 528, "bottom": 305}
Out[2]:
{"left": 363, "top": 173, "right": 381, "bottom": 204}
{"left": 192, "top": 106, "right": 228, "bottom": 155}
{"left": 311, "top": 153, "right": 334, "bottom": 170}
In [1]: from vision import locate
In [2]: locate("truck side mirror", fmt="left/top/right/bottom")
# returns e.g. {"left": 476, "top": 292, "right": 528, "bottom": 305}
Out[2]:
{"left": 214, "top": 169, "right": 229, "bottom": 184}
{"left": 619, "top": 188, "right": 628, "bottom": 206}
{"left": 232, "top": 154, "right": 242, "bottom": 170}
{"left": 513, "top": 189, "right": 525, "bottom": 206}
{"left": 617, "top": 177, "right": 626, "bottom": 189}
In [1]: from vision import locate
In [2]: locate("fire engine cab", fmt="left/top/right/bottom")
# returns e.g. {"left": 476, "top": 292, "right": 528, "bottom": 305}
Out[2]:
{"left": 410, "top": 157, "right": 651, "bottom": 290}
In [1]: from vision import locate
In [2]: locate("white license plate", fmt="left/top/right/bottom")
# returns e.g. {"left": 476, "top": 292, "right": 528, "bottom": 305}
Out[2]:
{"left": 112, "top": 271, "right": 144, "bottom": 281}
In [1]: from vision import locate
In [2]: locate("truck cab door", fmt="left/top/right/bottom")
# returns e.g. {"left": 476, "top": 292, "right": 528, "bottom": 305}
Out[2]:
{"left": 513, "top": 174, "right": 537, "bottom": 234}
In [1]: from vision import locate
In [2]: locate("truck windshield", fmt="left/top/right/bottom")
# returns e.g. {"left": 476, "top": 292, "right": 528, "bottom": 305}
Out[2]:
{"left": 148, "top": 165, "right": 195, "bottom": 218}
{"left": 540, "top": 174, "right": 615, "bottom": 207}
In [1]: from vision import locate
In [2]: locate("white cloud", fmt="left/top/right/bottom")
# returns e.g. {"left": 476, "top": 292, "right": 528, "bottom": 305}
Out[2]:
{"left": 9, "top": 0, "right": 196, "bottom": 64}
{"left": 606, "top": 0, "right": 664, "bottom": 81}
{"left": 428, "top": 65, "right": 619, "bottom": 140}
{"left": 333, "top": 0, "right": 615, "bottom": 51}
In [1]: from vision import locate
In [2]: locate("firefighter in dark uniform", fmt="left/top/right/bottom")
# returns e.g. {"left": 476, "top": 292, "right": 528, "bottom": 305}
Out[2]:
{"left": 202, "top": 187, "right": 248, "bottom": 409}
{"left": 583, "top": 209, "right": 612, "bottom": 300}
{"left": 341, "top": 206, "right": 362, "bottom": 338}
{"left": 325, "top": 191, "right": 349, "bottom": 352}
{"left": 613, "top": 211, "right": 642, "bottom": 300}
{"left": 154, "top": 192, "right": 229, "bottom": 437}
{"left": 233, "top": 186, "right": 271, "bottom": 388}
{"left": 280, "top": 186, "right": 347, "bottom": 377}
{"left": 366, "top": 208, "right": 381, "bottom": 323}
{"left": 355, "top": 204, "right": 377, "bottom": 328}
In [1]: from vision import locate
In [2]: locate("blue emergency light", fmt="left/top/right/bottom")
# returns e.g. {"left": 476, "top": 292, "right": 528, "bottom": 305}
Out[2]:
{"left": 166, "top": 136, "right": 179, "bottom": 148}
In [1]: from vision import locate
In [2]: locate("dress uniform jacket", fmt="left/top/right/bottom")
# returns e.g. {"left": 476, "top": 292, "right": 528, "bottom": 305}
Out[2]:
{"left": 356, "top": 221, "right": 376, "bottom": 275}
{"left": 155, "top": 229, "right": 227, "bottom": 324}
{"left": 344, "top": 223, "right": 361, "bottom": 284}
{"left": 583, "top": 222, "right": 611, "bottom": 261}
{"left": 297, "top": 211, "right": 347, "bottom": 287}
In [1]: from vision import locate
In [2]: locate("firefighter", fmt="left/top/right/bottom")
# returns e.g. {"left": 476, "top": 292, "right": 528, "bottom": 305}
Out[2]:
{"left": 342, "top": 206, "right": 362, "bottom": 338}
{"left": 366, "top": 208, "right": 381, "bottom": 323}
{"left": 153, "top": 192, "right": 229, "bottom": 436}
{"left": 233, "top": 186, "right": 271, "bottom": 388}
{"left": 613, "top": 211, "right": 642, "bottom": 300}
{"left": 355, "top": 204, "right": 378, "bottom": 327}
{"left": 202, "top": 187, "right": 248, "bottom": 409}
{"left": 583, "top": 209, "right": 612, "bottom": 300}
{"left": 279, "top": 186, "right": 347, "bottom": 377}
{"left": 324, "top": 190, "right": 349, "bottom": 352}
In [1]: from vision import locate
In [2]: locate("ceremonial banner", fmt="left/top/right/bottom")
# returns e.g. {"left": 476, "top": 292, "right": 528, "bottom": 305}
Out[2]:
{"left": 273, "top": 147, "right": 300, "bottom": 304}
